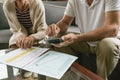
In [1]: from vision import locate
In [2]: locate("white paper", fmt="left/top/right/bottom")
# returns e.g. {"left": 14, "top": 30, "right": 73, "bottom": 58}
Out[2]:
{"left": 23, "top": 51, "right": 78, "bottom": 79}
{"left": 0, "top": 49, "right": 6, "bottom": 58}
{"left": 0, "top": 47, "right": 49, "bottom": 68}
{"left": 0, "top": 48, "right": 77, "bottom": 79}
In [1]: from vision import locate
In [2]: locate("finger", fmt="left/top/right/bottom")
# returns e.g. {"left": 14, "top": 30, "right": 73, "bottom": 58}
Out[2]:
{"left": 16, "top": 40, "right": 20, "bottom": 48}
{"left": 29, "top": 40, "right": 34, "bottom": 48}
{"left": 16, "top": 36, "right": 27, "bottom": 48}
{"left": 28, "top": 36, "right": 35, "bottom": 48}
{"left": 46, "top": 26, "right": 51, "bottom": 35}
{"left": 53, "top": 24, "right": 60, "bottom": 35}
{"left": 24, "top": 37, "right": 34, "bottom": 48}
{"left": 23, "top": 39, "right": 28, "bottom": 48}
{"left": 51, "top": 44, "right": 61, "bottom": 47}
{"left": 54, "top": 25, "right": 60, "bottom": 37}
{"left": 61, "top": 35, "right": 70, "bottom": 41}
{"left": 51, "top": 24, "right": 57, "bottom": 35}
{"left": 46, "top": 25, "right": 53, "bottom": 36}
{"left": 26, "top": 40, "right": 33, "bottom": 48}
{"left": 16, "top": 39, "right": 22, "bottom": 48}
{"left": 20, "top": 39, "right": 26, "bottom": 48}
{"left": 47, "top": 24, "right": 60, "bottom": 37}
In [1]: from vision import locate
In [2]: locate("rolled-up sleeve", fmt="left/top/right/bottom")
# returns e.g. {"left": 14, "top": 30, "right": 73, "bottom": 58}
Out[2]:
{"left": 64, "top": 0, "right": 75, "bottom": 17}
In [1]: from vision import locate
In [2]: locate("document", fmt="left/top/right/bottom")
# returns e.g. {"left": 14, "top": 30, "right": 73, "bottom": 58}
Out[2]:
{"left": 0, "top": 47, "right": 48, "bottom": 68}
{"left": 0, "top": 49, "right": 6, "bottom": 57}
{"left": 0, "top": 47, "right": 78, "bottom": 79}
{"left": 23, "top": 51, "right": 77, "bottom": 79}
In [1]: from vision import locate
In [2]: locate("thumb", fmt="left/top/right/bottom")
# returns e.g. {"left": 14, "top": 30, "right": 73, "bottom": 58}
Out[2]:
{"left": 61, "top": 35, "right": 70, "bottom": 41}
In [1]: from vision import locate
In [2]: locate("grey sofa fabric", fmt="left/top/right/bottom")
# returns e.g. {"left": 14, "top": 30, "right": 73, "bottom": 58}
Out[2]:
{"left": 0, "top": 3, "right": 12, "bottom": 49}
{"left": 0, "top": 3, "right": 9, "bottom": 29}
{"left": 0, "top": 30, "right": 12, "bottom": 43}
{"left": 0, "top": 3, "right": 12, "bottom": 43}
{"left": 43, "top": 1, "right": 67, "bottom": 6}
{"left": 44, "top": 3, "right": 65, "bottom": 25}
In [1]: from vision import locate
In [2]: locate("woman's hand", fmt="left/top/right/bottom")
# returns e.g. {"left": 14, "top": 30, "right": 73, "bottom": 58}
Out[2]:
{"left": 23, "top": 35, "right": 35, "bottom": 48}
{"left": 52, "top": 33, "right": 79, "bottom": 47}
{"left": 16, "top": 35, "right": 35, "bottom": 48}
{"left": 16, "top": 35, "right": 26, "bottom": 48}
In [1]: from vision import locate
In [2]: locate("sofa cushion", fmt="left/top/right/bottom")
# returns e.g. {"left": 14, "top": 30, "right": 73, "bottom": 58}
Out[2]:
{"left": 44, "top": 4, "right": 65, "bottom": 25}
{"left": 0, "top": 3, "right": 9, "bottom": 30}
{"left": 43, "top": 1, "right": 67, "bottom": 6}
{"left": 0, "top": 30, "right": 12, "bottom": 43}
{"left": 0, "top": 3, "right": 12, "bottom": 45}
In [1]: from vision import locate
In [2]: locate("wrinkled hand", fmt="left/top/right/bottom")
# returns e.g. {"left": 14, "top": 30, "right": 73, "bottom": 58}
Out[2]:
{"left": 23, "top": 36, "right": 35, "bottom": 48}
{"left": 46, "top": 24, "right": 60, "bottom": 37}
{"left": 52, "top": 33, "right": 79, "bottom": 47}
{"left": 16, "top": 35, "right": 35, "bottom": 48}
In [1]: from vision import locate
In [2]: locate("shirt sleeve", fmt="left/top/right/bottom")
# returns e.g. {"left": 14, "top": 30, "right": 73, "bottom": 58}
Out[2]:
{"left": 30, "top": 0, "right": 47, "bottom": 40}
{"left": 105, "top": 0, "right": 120, "bottom": 12}
{"left": 64, "top": 0, "right": 75, "bottom": 17}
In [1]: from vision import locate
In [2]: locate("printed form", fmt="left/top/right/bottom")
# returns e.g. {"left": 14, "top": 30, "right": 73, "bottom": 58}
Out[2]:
{"left": 0, "top": 47, "right": 77, "bottom": 79}
{"left": 0, "top": 47, "right": 48, "bottom": 68}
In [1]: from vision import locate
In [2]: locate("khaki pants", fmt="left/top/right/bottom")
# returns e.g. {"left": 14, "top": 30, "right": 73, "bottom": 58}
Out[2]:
{"left": 47, "top": 38, "right": 120, "bottom": 80}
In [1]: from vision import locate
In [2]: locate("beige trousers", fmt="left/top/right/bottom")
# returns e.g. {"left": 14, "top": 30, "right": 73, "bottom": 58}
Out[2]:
{"left": 47, "top": 38, "right": 120, "bottom": 80}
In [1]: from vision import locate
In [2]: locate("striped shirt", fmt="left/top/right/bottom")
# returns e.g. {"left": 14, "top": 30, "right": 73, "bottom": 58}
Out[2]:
{"left": 15, "top": 4, "right": 33, "bottom": 35}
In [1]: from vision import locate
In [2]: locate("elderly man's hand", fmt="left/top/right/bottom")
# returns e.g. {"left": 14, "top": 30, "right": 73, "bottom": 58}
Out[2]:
{"left": 46, "top": 24, "right": 60, "bottom": 37}
{"left": 52, "top": 33, "right": 79, "bottom": 47}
